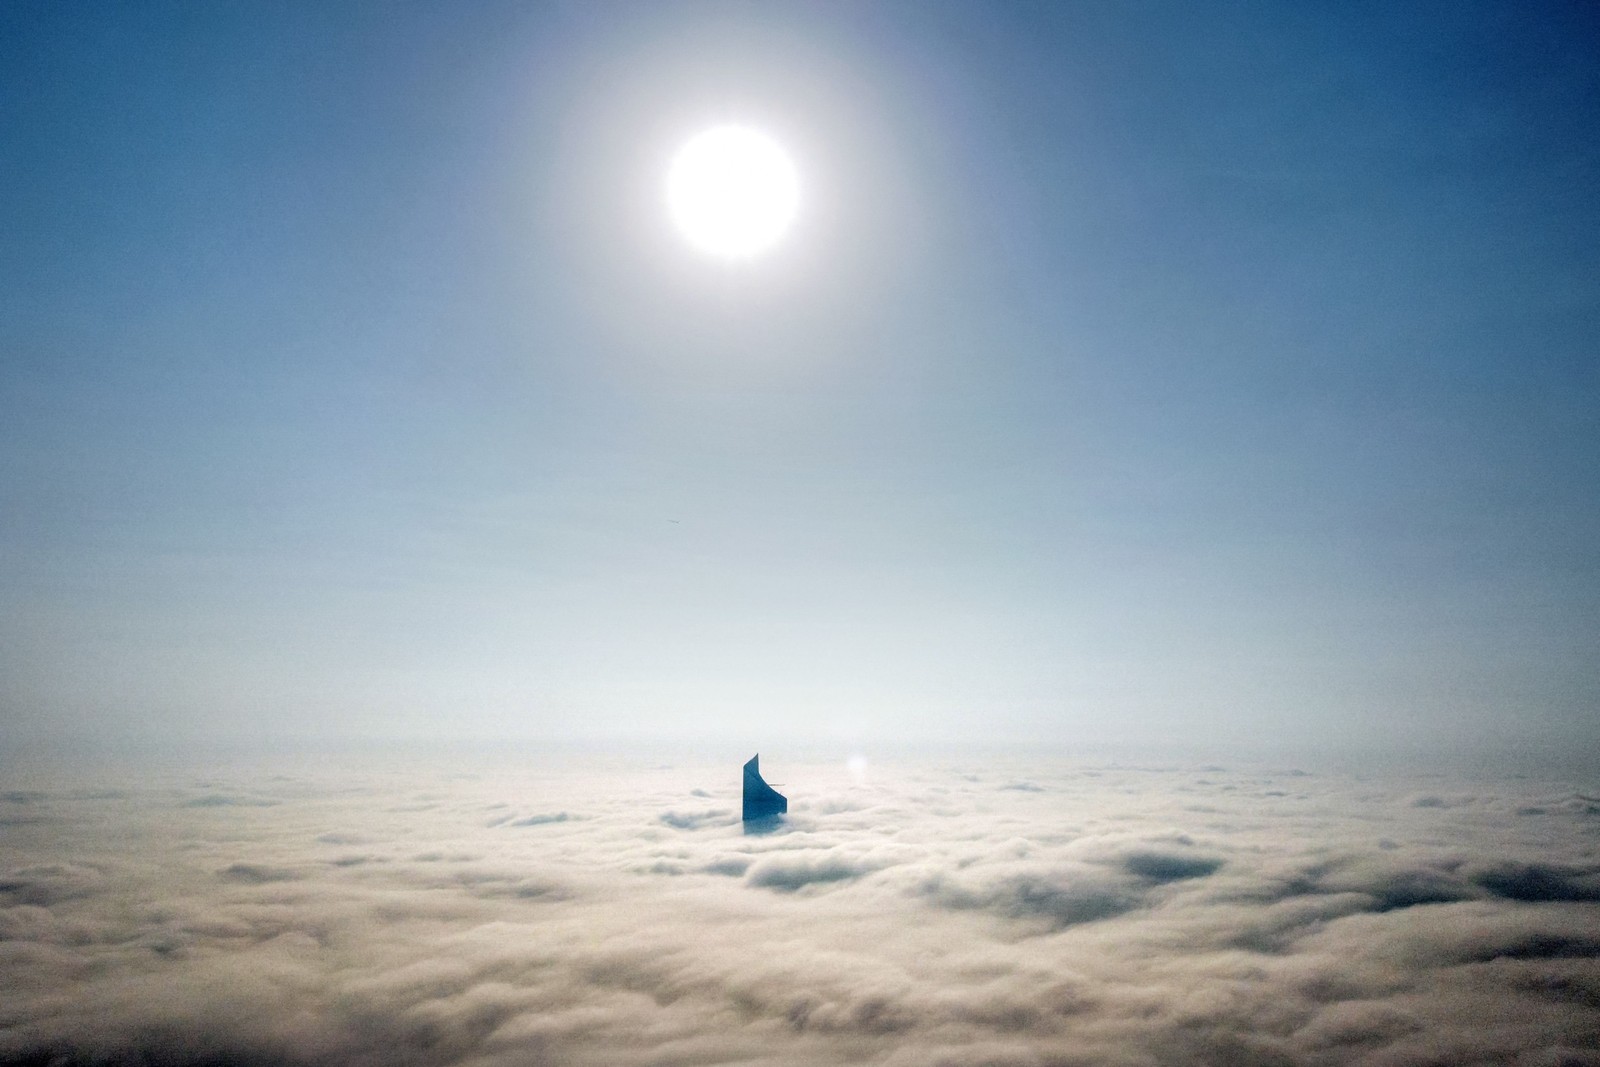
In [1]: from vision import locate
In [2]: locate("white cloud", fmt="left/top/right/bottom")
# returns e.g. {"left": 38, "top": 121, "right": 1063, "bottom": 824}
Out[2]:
{"left": 0, "top": 754, "right": 1597, "bottom": 1065}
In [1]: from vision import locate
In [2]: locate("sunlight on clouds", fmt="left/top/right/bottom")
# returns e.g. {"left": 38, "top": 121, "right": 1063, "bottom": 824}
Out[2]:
{"left": 1, "top": 752, "right": 1596, "bottom": 1066}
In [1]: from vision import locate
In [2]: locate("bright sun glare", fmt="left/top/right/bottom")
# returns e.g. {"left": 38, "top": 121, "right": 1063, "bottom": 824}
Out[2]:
{"left": 666, "top": 126, "right": 799, "bottom": 260}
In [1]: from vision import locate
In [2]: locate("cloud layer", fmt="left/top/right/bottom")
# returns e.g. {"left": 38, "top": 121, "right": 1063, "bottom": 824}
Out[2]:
{"left": 2, "top": 752, "right": 1598, "bottom": 1065}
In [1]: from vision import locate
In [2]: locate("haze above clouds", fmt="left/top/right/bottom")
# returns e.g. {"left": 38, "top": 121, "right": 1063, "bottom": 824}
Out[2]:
{"left": 3, "top": 3, "right": 1598, "bottom": 1062}
{"left": 3, "top": 0, "right": 1597, "bottom": 756}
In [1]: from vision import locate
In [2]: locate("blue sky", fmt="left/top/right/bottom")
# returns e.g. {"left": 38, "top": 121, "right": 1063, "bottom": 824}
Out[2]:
{"left": 3, "top": 1, "right": 1596, "bottom": 758}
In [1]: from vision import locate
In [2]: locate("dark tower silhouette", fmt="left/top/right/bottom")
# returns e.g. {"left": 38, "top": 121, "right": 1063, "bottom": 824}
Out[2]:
{"left": 742, "top": 753, "right": 787, "bottom": 823}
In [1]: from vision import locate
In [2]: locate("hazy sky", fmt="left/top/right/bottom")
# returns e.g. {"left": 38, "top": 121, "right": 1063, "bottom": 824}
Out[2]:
{"left": 3, "top": 1, "right": 1597, "bottom": 756}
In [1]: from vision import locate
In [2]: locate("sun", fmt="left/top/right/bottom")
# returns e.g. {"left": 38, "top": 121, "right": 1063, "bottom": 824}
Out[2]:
{"left": 666, "top": 126, "right": 800, "bottom": 260}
